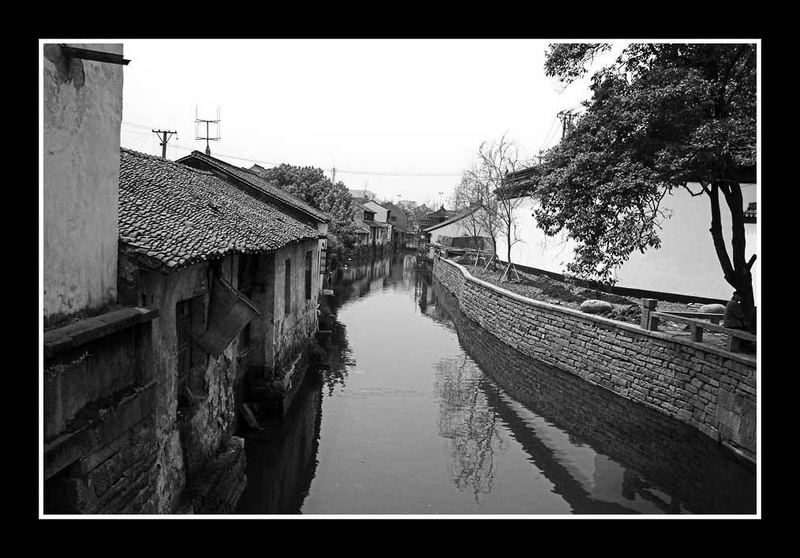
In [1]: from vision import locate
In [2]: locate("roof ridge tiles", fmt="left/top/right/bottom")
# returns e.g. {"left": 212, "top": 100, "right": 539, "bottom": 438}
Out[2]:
{"left": 120, "top": 147, "right": 216, "bottom": 176}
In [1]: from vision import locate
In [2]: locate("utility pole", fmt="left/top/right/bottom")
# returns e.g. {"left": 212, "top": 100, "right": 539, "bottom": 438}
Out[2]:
{"left": 152, "top": 129, "right": 177, "bottom": 159}
{"left": 557, "top": 109, "right": 577, "bottom": 139}
{"left": 331, "top": 166, "right": 336, "bottom": 183}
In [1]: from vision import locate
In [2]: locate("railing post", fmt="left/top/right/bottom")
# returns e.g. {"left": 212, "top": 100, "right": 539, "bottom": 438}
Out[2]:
{"left": 728, "top": 335, "right": 743, "bottom": 353}
{"left": 691, "top": 323, "right": 704, "bottom": 342}
{"left": 641, "top": 298, "right": 658, "bottom": 331}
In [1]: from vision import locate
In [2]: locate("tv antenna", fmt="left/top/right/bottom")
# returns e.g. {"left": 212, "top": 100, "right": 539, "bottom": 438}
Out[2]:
{"left": 195, "top": 106, "right": 221, "bottom": 156}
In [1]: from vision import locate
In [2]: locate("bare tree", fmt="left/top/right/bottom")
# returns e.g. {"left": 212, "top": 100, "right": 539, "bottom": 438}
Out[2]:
{"left": 452, "top": 174, "right": 491, "bottom": 268}
{"left": 464, "top": 133, "right": 528, "bottom": 280}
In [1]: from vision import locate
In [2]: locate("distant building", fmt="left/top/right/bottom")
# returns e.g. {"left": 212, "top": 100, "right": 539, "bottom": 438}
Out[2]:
{"left": 349, "top": 188, "right": 376, "bottom": 200}
{"left": 420, "top": 205, "right": 453, "bottom": 231}
{"left": 423, "top": 205, "right": 493, "bottom": 256}
{"left": 351, "top": 202, "right": 388, "bottom": 247}
{"left": 381, "top": 201, "right": 414, "bottom": 249}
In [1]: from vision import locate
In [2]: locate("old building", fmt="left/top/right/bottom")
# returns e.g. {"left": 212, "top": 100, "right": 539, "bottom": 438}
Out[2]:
{"left": 117, "top": 148, "right": 329, "bottom": 511}
{"left": 43, "top": 43, "right": 161, "bottom": 514}
{"left": 423, "top": 204, "right": 492, "bottom": 256}
{"left": 351, "top": 200, "right": 389, "bottom": 249}
{"left": 380, "top": 201, "right": 413, "bottom": 249}
{"left": 176, "top": 151, "right": 330, "bottom": 291}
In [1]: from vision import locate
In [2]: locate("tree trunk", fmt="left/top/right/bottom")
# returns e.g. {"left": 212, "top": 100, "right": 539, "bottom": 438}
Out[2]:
{"left": 707, "top": 181, "right": 756, "bottom": 333}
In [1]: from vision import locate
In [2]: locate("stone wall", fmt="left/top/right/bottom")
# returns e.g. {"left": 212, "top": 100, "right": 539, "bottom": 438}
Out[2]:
{"left": 43, "top": 311, "right": 159, "bottom": 514}
{"left": 43, "top": 43, "right": 123, "bottom": 322}
{"left": 433, "top": 281, "right": 755, "bottom": 512}
{"left": 433, "top": 257, "right": 757, "bottom": 461}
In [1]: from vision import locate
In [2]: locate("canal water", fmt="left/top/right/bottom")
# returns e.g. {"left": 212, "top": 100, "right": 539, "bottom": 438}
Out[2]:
{"left": 237, "top": 253, "right": 756, "bottom": 515}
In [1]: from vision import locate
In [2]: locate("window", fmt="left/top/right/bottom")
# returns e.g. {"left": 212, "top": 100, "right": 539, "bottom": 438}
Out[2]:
{"left": 319, "top": 246, "right": 327, "bottom": 275}
{"left": 305, "top": 250, "right": 313, "bottom": 300}
{"left": 284, "top": 258, "right": 292, "bottom": 315}
{"left": 176, "top": 295, "right": 207, "bottom": 409}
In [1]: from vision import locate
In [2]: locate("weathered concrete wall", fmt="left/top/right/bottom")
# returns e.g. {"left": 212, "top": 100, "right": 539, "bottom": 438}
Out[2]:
{"left": 272, "top": 239, "right": 320, "bottom": 373}
{"left": 44, "top": 323, "right": 153, "bottom": 442}
{"left": 43, "top": 315, "right": 159, "bottom": 513}
{"left": 121, "top": 255, "right": 244, "bottom": 512}
{"left": 497, "top": 185, "right": 759, "bottom": 305}
{"left": 43, "top": 43, "right": 123, "bottom": 322}
{"left": 433, "top": 257, "right": 757, "bottom": 461}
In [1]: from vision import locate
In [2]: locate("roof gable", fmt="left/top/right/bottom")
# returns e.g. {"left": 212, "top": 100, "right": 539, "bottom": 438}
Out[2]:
{"left": 423, "top": 205, "right": 481, "bottom": 233}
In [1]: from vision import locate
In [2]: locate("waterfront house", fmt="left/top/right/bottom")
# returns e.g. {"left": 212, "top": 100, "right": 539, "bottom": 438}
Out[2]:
{"left": 363, "top": 199, "right": 393, "bottom": 246}
{"left": 351, "top": 200, "right": 389, "bottom": 248}
{"left": 117, "top": 148, "right": 328, "bottom": 511}
{"left": 381, "top": 201, "right": 413, "bottom": 249}
{"left": 176, "top": 151, "right": 330, "bottom": 292}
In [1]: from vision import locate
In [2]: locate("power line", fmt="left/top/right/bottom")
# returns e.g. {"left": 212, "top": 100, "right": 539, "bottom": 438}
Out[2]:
{"left": 124, "top": 121, "right": 462, "bottom": 176}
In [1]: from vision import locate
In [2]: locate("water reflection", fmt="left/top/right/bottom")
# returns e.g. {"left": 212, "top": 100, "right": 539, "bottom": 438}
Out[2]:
{"left": 434, "top": 355, "right": 505, "bottom": 503}
{"left": 237, "top": 376, "right": 322, "bottom": 514}
{"left": 429, "top": 279, "right": 756, "bottom": 514}
{"left": 238, "top": 254, "right": 755, "bottom": 514}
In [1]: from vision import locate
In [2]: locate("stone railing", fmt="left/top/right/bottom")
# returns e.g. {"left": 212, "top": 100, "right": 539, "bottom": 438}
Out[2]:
{"left": 432, "top": 256, "right": 757, "bottom": 463}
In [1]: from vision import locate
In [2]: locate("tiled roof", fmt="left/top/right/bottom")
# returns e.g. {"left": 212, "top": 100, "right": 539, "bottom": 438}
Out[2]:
{"left": 118, "top": 148, "right": 320, "bottom": 273}
{"left": 177, "top": 151, "right": 330, "bottom": 223}
{"left": 423, "top": 205, "right": 481, "bottom": 233}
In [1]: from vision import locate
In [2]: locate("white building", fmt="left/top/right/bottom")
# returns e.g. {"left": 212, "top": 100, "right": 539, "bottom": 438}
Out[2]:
{"left": 495, "top": 183, "right": 759, "bottom": 305}
{"left": 423, "top": 205, "right": 494, "bottom": 255}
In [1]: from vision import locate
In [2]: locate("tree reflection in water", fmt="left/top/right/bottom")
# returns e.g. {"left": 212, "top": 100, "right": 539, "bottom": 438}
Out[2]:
{"left": 434, "top": 353, "right": 506, "bottom": 503}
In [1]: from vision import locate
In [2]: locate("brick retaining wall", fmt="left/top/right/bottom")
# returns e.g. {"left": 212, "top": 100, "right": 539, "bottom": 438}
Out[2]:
{"left": 433, "top": 257, "right": 757, "bottom": 462}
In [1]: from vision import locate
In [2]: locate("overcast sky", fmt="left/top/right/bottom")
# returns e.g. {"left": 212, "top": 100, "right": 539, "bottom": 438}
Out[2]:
{"left": 116, "top": 39, "right": 624, "bottom": 207}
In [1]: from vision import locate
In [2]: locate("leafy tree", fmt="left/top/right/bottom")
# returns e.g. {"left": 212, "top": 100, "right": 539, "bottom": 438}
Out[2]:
{"left": 251, "top": 164, "right": 358, "bottom": 258}
{"left": 533, "top": 43, "right": 757, "bottom": 329}
{"left": 397, "top": 200, "right": 435, "bottom": 234}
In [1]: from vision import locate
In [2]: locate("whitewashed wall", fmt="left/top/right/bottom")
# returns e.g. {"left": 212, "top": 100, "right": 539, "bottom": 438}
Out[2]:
{"left": 496, "top": 184, "right": 759, "bottom": 305}
{"left": 43, "top": 43, "right": 124, "bottom": 320}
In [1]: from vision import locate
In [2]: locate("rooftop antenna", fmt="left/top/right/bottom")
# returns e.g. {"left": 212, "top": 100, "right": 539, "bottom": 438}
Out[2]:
{"left": 195, "top": 106, "right": 221, "bottom": 156}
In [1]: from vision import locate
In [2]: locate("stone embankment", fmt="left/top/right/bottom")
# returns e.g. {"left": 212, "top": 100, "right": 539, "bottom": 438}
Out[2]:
{"left": 433, "top": 256, "right": 756, "bottom": 463}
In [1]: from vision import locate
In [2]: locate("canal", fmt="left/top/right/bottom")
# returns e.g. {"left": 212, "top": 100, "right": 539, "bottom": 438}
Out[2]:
{"left": 237, "top": 253, "right": 756, "bottom": 515}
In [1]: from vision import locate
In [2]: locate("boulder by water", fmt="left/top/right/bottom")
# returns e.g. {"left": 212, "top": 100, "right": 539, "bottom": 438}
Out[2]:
{"left": 580, "top": 299, "right": 613, "bottom": 314}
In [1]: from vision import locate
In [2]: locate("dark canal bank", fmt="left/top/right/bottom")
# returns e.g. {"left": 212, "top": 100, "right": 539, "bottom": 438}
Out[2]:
{"left": 236, "top": 253, "right": 756, "bottom": 515}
